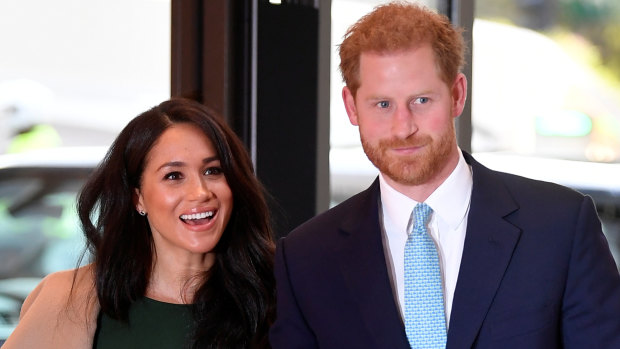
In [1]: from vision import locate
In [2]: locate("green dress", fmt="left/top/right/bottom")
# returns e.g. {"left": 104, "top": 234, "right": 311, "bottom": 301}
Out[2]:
{"left": 93, "top": 297, "right": 193, "bottom": 349}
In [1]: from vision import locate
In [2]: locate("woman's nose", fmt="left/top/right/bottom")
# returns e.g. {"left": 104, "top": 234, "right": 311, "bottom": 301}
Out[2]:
{"left": 188, "top": 176, "right": 213, "bottom": 201}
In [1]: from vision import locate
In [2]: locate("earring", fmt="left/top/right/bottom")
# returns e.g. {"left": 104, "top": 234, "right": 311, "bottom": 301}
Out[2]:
{"left": 139, "top": 210, "right": 146, "bottom": 216}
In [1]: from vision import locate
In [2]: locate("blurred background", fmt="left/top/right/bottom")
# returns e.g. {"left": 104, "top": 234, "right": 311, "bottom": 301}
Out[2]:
{"left": 1, "top": 0, "right": 619, "bottom": 343}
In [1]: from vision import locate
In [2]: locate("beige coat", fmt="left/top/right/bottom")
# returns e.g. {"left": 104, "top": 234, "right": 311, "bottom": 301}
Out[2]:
{"left": 2, "top": 265, "right": 99, "bottom": 348}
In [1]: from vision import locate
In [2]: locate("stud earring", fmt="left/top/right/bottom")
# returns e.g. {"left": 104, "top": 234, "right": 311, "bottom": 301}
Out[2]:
{"left": 139, "top": 210, "right": 146, "bottom": 216}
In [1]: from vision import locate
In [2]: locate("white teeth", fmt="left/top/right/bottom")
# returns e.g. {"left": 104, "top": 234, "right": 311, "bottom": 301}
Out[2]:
{"left": 180, "top": 211, "right": 214, "bottom": 220}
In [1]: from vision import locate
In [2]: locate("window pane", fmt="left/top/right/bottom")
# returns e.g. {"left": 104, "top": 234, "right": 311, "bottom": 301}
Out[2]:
{"left": 0, "top": 0, "right": 170, "bottom": 153}
{"left": 473, "top": 0, "right": 620, "bottom": 161}
{"left": 0, "top": 0, "right": 170, "bottom": 341}
{"left": 472, "top": 0, "right": 620, "bottom": 265}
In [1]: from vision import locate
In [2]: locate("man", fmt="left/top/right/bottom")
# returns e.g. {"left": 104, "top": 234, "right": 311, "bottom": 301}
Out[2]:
{"left": 269, "top": 2, "right": 620, "bottom": 348}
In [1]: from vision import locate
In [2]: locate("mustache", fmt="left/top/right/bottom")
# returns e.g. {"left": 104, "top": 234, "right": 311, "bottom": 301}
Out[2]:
{"left": 378, "top": 135, "right": 432, "bottom": 149}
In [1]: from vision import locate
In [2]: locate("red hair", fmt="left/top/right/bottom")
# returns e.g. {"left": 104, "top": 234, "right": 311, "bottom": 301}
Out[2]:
{"left": 338, "top": 1, "right": 466, "bottom": 97}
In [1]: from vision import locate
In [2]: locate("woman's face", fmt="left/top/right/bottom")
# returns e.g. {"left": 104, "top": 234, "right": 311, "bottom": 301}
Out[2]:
{"left": 135, "top": 123, "right": 233, "bottom": 266}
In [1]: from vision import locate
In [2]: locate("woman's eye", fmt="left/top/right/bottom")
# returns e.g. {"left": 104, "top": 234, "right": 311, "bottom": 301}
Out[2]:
{"left": 377, "top": 101, "right": 390, "bottom": 108}
{"left": 204, "top": 167, "right": 223, "bottom": 176}
{"left": 164, "top": 171, "right": 182, "bottom": 180}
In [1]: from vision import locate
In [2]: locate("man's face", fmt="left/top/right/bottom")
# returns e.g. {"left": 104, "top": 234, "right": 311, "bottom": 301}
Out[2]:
{"left": 342, "top": 45, "right": 466, "bottom": 189}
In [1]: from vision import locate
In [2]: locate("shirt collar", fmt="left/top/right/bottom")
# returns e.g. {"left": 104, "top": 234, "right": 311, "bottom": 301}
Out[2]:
{"left": 425, "top": 151, "right": 473, "bottom": 230}
{"left": 379, "top": 150, "right": 473, "bottom": 232}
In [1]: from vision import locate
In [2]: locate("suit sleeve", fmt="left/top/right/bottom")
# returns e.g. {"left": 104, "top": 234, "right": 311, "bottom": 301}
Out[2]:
{"left": 561, "top": 196, "right": 620, "bottom": 348}
{"left": 269, "top": 237, "right": 319, "bottom": 349}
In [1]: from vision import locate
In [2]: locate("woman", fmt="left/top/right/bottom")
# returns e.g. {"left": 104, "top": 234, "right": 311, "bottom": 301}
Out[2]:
{"left": 4, "top": 98, "right": 275, "bottom": 348}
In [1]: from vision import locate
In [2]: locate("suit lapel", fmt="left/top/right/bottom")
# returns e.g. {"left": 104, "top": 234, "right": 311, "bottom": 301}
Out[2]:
{"left": 447, "top": 153, "right": 522, "bottom": 348}
{"left": 336, "top": 180, "right": 411, "bottom": 349}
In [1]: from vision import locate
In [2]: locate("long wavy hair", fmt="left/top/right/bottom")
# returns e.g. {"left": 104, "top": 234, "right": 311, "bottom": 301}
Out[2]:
{"left": 77, "top": 97, "right": 275, "bottom": 348}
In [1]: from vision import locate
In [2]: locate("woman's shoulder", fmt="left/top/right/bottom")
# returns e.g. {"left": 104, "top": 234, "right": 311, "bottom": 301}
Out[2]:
{"left": 22, "top": 265, "right": 95, "bottom": 314}
{"left": 2, "top": 264, "right": 98, "bottom": 349}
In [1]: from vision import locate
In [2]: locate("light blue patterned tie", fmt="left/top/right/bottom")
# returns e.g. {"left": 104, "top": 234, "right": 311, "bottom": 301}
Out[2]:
{"left": 404, "top": 203, "right": 447, "bottom": 348}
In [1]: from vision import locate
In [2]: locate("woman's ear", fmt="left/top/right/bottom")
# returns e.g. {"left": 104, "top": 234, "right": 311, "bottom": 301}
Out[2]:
{"left": 133, "top": 187, "right": 145, "bottom": 214}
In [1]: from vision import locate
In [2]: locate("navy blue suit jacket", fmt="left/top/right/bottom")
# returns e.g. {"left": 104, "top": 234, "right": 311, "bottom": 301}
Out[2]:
{"left": 270, "top": 152, "right": 620, "bottom": 348}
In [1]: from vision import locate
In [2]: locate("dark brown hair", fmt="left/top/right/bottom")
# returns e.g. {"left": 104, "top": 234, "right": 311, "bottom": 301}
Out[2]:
{"left": 78, "top": 97, "right": 275, "bottom": 348}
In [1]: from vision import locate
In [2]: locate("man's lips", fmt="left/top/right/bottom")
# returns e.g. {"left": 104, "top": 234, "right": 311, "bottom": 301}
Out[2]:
{"left": 391, "top": 144, "right": 426, "bottom": 154}
{"left": 380, "top": 137, "right": 429, "bottom": 150}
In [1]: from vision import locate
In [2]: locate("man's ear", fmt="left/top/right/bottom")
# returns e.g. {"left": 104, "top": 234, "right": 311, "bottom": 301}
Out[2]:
{"left": 451, "top": 73, "right": 468, "bottom": 118}
{"left": 342, "top": 86, "right": 359, "bottom": 126}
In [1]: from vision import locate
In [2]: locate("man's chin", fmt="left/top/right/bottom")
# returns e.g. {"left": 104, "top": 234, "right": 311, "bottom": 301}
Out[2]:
{"left": 374, "top": 158, "right": 434, "bottom": 186}
{"left": 385, "top": 169, "right": 433, "bottom": 186}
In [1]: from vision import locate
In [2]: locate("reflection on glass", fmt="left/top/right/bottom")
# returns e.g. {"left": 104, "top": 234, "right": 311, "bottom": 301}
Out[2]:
{"left": 473, "top": 0, "right": 620, "bottom": 163}
{"left": 473, "top": 0, "right": 620, "bottom": 266}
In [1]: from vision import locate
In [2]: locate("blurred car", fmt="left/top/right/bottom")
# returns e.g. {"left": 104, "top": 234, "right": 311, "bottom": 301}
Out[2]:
{"left": 0, "top": 146, "right": 106, "bottom": 343}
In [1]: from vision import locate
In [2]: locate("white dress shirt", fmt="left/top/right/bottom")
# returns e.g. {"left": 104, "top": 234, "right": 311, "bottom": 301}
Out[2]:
{"left": 379, "top": 150, "right": 473, "bottom": 326}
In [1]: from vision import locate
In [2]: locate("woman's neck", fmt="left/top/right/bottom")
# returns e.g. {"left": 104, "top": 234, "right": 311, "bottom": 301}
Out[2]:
{"left": 146, "top": 252, "right": 215, "bottom": 304}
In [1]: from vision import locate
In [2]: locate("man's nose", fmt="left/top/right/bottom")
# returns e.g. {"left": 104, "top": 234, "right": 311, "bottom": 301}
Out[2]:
{"left": 392, "top": 105, "right": 417, "bottom": 139}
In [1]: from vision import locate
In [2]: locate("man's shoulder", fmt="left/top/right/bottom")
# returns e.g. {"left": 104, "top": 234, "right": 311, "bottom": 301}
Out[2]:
{"left": 469, "top": 153, "right": 587, "bottom": 205}
{"left": 486, "top": 166, "right": 587, "bottom": 204}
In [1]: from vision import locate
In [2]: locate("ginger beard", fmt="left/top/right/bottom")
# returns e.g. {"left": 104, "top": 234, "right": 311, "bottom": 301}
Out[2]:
{"left": 361, "top": 121, "right": 456, "bottom": 186}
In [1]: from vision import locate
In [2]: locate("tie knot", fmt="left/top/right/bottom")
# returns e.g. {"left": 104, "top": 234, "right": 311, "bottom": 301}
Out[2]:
{"left": 411, "top": 203, "right": 433, "bottom": 235}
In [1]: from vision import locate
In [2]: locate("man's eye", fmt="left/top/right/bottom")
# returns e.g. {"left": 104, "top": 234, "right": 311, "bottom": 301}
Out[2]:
{"left": 414, "top": 97, "right": 429, "bottom": 104}
{"left": 377, "top": 101, "right": 390, "bottom": 108}
{"left": 164, "top": 172, "right": 182, "bottom": 180}
{"left": 204, "top": 167, "right": 223, "bottom": 176}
